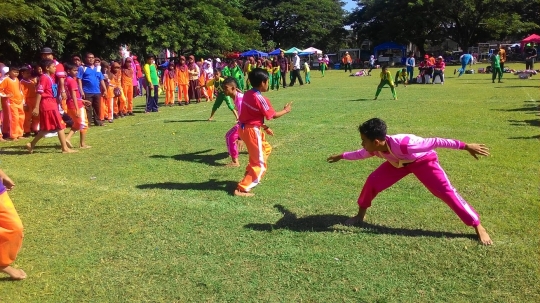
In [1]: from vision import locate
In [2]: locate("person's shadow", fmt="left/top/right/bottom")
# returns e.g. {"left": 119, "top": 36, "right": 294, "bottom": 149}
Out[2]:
{"left": 150, "top": 149, "right": 229, "bottom": 166}
{"left": 137, "top": 179, "right": 237, "bottom": 194}
{"left": 245, "top": 204, "right": 476, "bottom": 240}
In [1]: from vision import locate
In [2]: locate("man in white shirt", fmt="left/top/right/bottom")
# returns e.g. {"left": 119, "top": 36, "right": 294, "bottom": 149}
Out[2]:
{"left": 289, "top": 51, "right": 304, "bottom": 87}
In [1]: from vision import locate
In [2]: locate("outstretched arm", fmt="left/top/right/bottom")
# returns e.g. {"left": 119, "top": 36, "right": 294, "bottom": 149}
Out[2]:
{"left": 464, "top": 143, "right": 490, "bottom": 160}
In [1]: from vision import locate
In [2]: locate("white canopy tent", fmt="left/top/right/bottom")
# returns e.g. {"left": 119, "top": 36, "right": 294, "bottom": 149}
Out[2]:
{"left": 302, "top": 47, "right": 323, "bottom": 54}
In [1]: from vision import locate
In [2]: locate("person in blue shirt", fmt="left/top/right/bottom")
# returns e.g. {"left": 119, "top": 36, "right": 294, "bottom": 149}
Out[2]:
{"left": 77, "top": 53, "right": 108, "bottom": 126}
{"left": 406, "top": 52, "right": 415, "bottom": 82}
{"left": 455, "top": 53, "right": 473, "bottom": 77}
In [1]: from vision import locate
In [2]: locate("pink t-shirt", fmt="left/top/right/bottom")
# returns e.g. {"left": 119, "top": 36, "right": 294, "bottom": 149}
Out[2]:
{"left": 65, "top": 76, "right": 83, "bottom": 109}
{"left": 342, "top": 134, "right": 465, "bottom": 165}
{"left": 37, "top": 74, "right": 57, "bottom": 111}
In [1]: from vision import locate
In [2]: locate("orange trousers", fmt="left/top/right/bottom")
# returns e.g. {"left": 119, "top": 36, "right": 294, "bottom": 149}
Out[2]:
{"left": 23, "top": 106, "right": 39, "bottom": 133}
{"left": 100, "top": 96, "right": 114, "bottom": 121}
{"left": 237, "top": 125, "right": 272, "bottom": 192}
{"left": 113, "top": 91, "right": 127, "bottom": 115}
{"left": 5, "top": 103, "right": 25, "bottom": 139}
{"left": 67, "top": 107, "right": 88, "bottom": 134}
{"left": 122, "top": 83, "right": 134, "bottom": 112}
{"left": 165, "top": 88, "right": 175, "bottom": 105}
{"left": 177, "top": 84, "right": 189, "bottom": 102}
{"left": 0, "top": 192, "right": 23, "bottom": 267}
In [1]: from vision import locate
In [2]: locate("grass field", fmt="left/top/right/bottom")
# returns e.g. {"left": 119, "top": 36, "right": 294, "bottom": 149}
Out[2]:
{"left": 0, "top": 64, "right": 538, "bottom": 302}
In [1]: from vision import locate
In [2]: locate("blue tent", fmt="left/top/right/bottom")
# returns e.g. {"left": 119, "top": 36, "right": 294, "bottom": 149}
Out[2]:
{"left": 240, "top": 49, "right": 269, "bottom": 57}
{"left": 373, "top": 42, "right": 406, "bottom": 57}
{"left": 268, "top": 48, "right": 284, "bottom": 56}
{"left": 298, "top": 52, "right": 313, "bottom": 56}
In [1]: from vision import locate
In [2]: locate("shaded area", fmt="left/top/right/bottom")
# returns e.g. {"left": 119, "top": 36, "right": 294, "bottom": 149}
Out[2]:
{"left": 492, "top": 101, "right": 539, "bottom": 140}
{"left": 494, "top": 85, "right": 538, "bottom": 89}
{"left": 245, "top": 204, "right": 476, "bottom": 240}
{"left": 508, "top": 119, "right": 540, "bottom": 127}
{"left": 163, "top": 119, "right": 210, "bottom": 123}
{"left": 150, "top": 149, "right": 228, "bottom": 166}
{"left": 0, "top": 145, "right": 59, "bottom": 155}
{"left": 136, "top": 179, "right": 236, "bottom": 194}
{"left": 349, "top": 98, "right": 373, "bottom": 102}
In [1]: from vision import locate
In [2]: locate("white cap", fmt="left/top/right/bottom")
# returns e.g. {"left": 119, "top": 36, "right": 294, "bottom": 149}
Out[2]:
{"left": 215, "top": 58, "right": 221, "bottom": 63}
{"left": 293, "top": 51, "right": 298, "bottom": 54}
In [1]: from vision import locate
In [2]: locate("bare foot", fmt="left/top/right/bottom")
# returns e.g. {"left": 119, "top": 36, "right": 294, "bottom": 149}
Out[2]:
{"left": 26, "top": 143, "right": 33, "bottom": 154}
{"left": 208, "top": 118, "right": 214, "bottom": 121}
{"left": 62, "top": 149, "right": 78, "bottom": 153}
{"left": 12, "top": 138, "right": 19, "bottom": 142}
{"left": 225, "top": 162, "right": 240, "bottom": 168}
{"left": 373, "top": 97, "right": 377, "bottom": 100}
{"left": 80, "top": 145, "right": 92, "bottom": 149}
{"left": 234, "top": 189, "right": 254, "bottom": 197}
{"left": 0, "top": 137, "right": 5, "bottom": 142}
{"left": 66, "top": 140, "right": 73, "bottom": 148}
{"left": 474, "top": 224, "right": 493, "bottom": 245}
{"left": 343, "top": 215, "right": 364, "bottom": 226}
{"left": 1, "top": 266, "right": 27, "bottom": 280}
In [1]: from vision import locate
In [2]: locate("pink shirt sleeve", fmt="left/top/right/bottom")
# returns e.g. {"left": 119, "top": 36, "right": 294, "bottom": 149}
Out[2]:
{"left": 342, "top": 149, "right": 375, "bottom": 160}
{"left": 256, "top": 94, "right": 276, "bottom": 121}
{"left": 402, "top": 135, "right": 465, "bottom": 154}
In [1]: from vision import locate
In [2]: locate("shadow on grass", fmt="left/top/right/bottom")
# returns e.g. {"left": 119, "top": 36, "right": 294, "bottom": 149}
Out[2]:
{"left": 150, "top": 149, "right": 229, "bottom": 166}
{"left": 0, "top": 145, "right": 58, "bottom": 155}
{"left": 508, "top": 119, "right": 540, "bottom": 127}
{"left": 350, "top": 98, "right": 373, "bottom": 101}
{"left": 509, "top": 134, "right": 540, "bottom": 139}
{"left": 491, "top": 103, "right": 539, "bottom": 113}
{"left": 136, "top": 179, "right": 236, "bottom": 194}
{"left": 494, "top": 85, "right": 538, "bottom": 88}
{"left": 245, "top": 204, "right": 476, "bottom": 240}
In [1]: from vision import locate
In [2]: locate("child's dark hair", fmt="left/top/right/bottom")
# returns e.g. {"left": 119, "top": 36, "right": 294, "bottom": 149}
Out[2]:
{"left": 248, "top": 68, "right": 269, "bottom": 87}
{"left": 64, "top": 62, "right": 77, "bottom": 71}
{"left": 19, "top": 66, "right": 31, "bottom": 74}
{"left": 9, "top": 66, "right": 20, "bottom": 72}
{"left": 222, "top": 77, "right": 237, "bottom": 88}
{"left": 40, "top": 59, "right": 54, "bottom": 70}
{"left": 401, "top": 68, "right": 406, "bottom": 72}
{"left": 359, "top": 118, "right": 387, "bottom": 141}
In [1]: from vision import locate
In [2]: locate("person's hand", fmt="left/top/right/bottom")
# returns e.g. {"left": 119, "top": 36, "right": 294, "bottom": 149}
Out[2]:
{"left": 82, "top": 100, "right": 92, "bottom": 107}
{"left": 32, "top": 108, "right": 39, "bottom": 117}
{"left": 264, "top": 127, "right": 274, "bottom": 136}
{"left": 2, "top": 174, "right": 15, "bottom": 191}
{"left": 327, "top": 154, "right": 343, "bottom": 163}
{"left": 283, "top": 102, "right": 292, "bottom": 113}
{"left": 102, "top": 91, "right": 108, "bottom": 98}
{"left": 465, "top": 143, "right": 490, "bottom": 160}
{"left": 61, "top": 91, "right": 67, "bottom": 101}
{"left": 81, "top": 92, "right": 85, "bottom": 100}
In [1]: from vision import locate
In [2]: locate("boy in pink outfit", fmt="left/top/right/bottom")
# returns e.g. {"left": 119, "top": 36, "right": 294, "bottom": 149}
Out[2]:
{"left": 223, "top": 77, "right": 250, "bottom": 167}
{"left": 327, "top": 118, "right": 492, "bottom": 245}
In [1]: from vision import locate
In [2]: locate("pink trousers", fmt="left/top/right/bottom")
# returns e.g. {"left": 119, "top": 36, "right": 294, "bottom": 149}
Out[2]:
{"left": 225, "top": 124, "right": 240, "bottom": 158}
{"left": 358, "top": 153, "right": 480, "bottom": 227}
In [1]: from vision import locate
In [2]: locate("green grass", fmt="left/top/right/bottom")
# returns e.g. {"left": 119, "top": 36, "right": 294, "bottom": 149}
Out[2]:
{"left": 1, "top": 64, "right": 538, "bottom": 302}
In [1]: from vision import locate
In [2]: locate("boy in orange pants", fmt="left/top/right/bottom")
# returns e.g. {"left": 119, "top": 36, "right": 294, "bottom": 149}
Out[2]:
{"left": 0, "top": 167, "right": 26, "bottom": 280}
{"left": 234, "top": 68, "right": 292, "bottom": 197}
{"left": 20, "top": 66, "right": 40, "bottom": 136}
{"left": 0, "top": 67, "right": 25, "bottom": 140}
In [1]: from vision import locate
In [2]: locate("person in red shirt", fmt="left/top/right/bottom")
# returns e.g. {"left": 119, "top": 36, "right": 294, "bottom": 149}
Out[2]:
{"left": 432, "top": 56, "right": 446, "bottom": 84}
{"left": 234, "top": 68, "right": 292, "bottom": 197}
{"left": 133, "top": 55, "right": 144, "bottom": 96}
{"left": 64, "top": 63, "right": 91, "bottom": 149}
{"left": 26, "top": 60, "right": 76, "bottom": 154}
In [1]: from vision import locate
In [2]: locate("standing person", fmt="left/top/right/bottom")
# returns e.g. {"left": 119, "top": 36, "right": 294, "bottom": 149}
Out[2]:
{"left": 0, "top": 167, "right": 26, "bottom": 280}
{"left": 187, "top": 55, "right": 201, "bottom": 103}
{"left": 40, "top": 48, "right": 67, "bottom": 108}
{"left": 110, "top": 62, "right": 127, "bottom": 117}
{"left": 490, "top": 52, "right": 502, "bottom": 83}
{"left": 432, "top": 56, "right": 446, "bottom": 84}
{"left": 77, "top": 52, "right": 107, "bottom": 126}
{"left": 163, "top": 63, "right": 176, "bottom": 106}
{"left": 271, "top": 58, "right": 281, "bottom": 90}
{"left": 204, "top": 60, "right": 215, "bottom": 101}
{"left": 175, "top": 56, "right": 190, "bottom": 105}
{"left": 524, "top": 43, "right": 537, "bottom": 70}
{"left": 64, "top": 63, "right": 91, "bottom": 149}
{"left": 223, "top": 78, "right": 244, "bottom": 167}
{"left": 326, "top": 118, "right": 493, "bottom": 245}
{"left": 234, "top": 68, "right": 292, "bottom": 197}
{"left": 367, "top": 55, "right": 376, "bottom": 76}
{"left": 26, "top": 59, "right": 76, "bottom": 153}
{"left": 406, "top": 52, "right": 415, "bottom": 82}
{"left": 373, "top": 66, "right": 397, "bottom": 100}
{"left": 342, "top": 51, "right": 352, "bottom": 73}
{"left": 72, "top": 55, "right": 82, "bottom": 67}
{"left": 0, "top": 67, "right": 25, "bottom": 140}
{"left": 278, "top": 51, "right": 289, "bottom": 88}
{"left": 303, "top": 60, "right": 311, "bottom": 84}
{"left": 133, "top": 55, "right": 144, "bottom": 96}
{"left": 231, "top": 60, "right": 245, "bottom": 92}
{"left": 20, "top": 66, "right": 39, "bottom": 137}
{"left": 497, "top": 44, "right": 506, "bottom": 72}
{"left": 121, "top": 57, "right": 135, "bottom": 115}
{"left": 456, "top": 53, "right": 473, "bottom": 77}
{"left": 319, "top": 55, "right": 328, "bottom": 77}
{"left": 289, "top": 52, "right": 304, "bottom": 87}
{"left": 143, "top": 55, "right": 159, "bottom": 113}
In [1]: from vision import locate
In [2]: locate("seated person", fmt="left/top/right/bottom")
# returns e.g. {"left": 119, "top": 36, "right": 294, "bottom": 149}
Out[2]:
{"left": 418, "top": 55, "right": 434, "bottom": 83}
{"left": 432, "top": 56, "right": 445, "bottom": 84}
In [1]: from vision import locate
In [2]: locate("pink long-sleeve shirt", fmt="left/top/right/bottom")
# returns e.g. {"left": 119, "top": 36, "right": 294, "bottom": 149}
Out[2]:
{"left": 342, "top": 134, "right": 466, "bottom": 168}
{"left": 234, "top": 91, "right": 244, "bottom": 116}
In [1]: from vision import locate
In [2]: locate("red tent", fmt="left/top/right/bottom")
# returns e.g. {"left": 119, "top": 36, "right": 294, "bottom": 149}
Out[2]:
{"left": 520, "top": 34, "right": 540, "bottom": 49}
{"left": 225, "top": 52, "right": 240, "bottom": 59}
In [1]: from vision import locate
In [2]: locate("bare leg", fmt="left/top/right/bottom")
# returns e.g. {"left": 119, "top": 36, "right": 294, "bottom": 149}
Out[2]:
{"left": 27, "top": 131, "right": 46, "bottom": 153}
{"left": 208, "top": 110, "right": 217, "bottom": 121}
{"left": 57, "top": 131, "right": 77, "bottom": 153}
{"left": 474, "top": 224, "right": 493, "bottom": 245}
{"left": 79, "top": 132, "right": 91, "bottom": 148}
{"left": 225, "top": 157, "right": 240, "bottom": 167}
{"left": 344, "top": 207, "right": 367, "bottom": 226}
{"left": 1, "top": 266, "right": 27, "bottom": 280}
{"left": 65, "top": 130, "right": 76, "bottom": 148}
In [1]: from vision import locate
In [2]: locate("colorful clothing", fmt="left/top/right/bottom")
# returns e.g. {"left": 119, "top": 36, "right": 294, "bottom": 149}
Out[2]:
{"left": 458, "top": 54, "right": 473, "bottom": 77}
{"left": 491, "top": 54, "right": 502, "bottom": 82}
{"left": 21, "top": 78, "right": 39, "bottom": 133}
{"left": 375, "top": 71, "right": 396, "bottom": 99}
{"left": 341, "top": 134, "right": 481, "bottom": 227}
{"left": 0, "top": 190, "right": 24, "bottom": 268}
{"left": 225, "top": 92, "right": 244, "bottom": 159}
{"left": 37, "top": 74, "right": 65, "bottom": 131}
{"left": 0, "top": 77, "right": 24, "bottom": 139}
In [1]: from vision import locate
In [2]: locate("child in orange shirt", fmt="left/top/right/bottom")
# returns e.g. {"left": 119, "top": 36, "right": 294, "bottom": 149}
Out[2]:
{"left": 109, "top": 62, "right": 127, "bottom": 118}
{"left": 175, "top": 56, "right": 190, "bottom": 105}
{"left": 0, "top": 67, "right": 25, "bottom": 140}
{"left": 100, "top": 61, "right": 114, "bottom": 123}
{"left": 121, "top": 58, "right": 135, "bottom": 115}
{"left": 20, "top": 66, "right": 39, "bottom": 137}
{"left": 163, "top": 63, "right": 176, "bottom": 106}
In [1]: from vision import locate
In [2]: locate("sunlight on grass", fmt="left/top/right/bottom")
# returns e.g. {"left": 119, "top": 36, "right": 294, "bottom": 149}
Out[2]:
{"left": 1, "top": 65, "right": 538, "bottom": 302}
